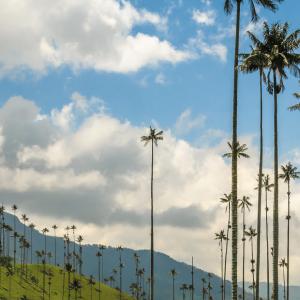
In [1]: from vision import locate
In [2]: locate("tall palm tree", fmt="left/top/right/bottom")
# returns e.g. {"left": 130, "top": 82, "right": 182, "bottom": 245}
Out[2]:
{"left": 279, "top": 162, "right": 299, "bottom": 300}
{"left": 29, "top": 223, "right": 35, "bottom": 264}
{"left": 77, "top": 235, "right": 83, "bottom": 276}
{"left": 223, "top": 1, "right": 282, "bottom": 297}
{"left": 238, "top": 196, "right": 252, "bottom": 300}
{"left": 71, "top": 225, "right": 77, "bottom": 271}
{"left": 240, "top": 43, "right": 271, "bottom": 300}
{"left": 207, "top": 273, "right": 213, "bottom": 300}
{"left": 96, "top": 250, "right": 102, "bottom": 300}
{"left": 215, "top": 230, "right": 227, "bottom": 300}
{"left": 191, "top": 257, "right": 194, "bottom": 300}
{"left": 141, "top": 126, "right": 163, "bottom": 300}
{"left": 0, "top": 205, "right": 4, "bottom": 256}
{"left": 52, "top": 225, "right": 58, "bottom": 266}
{"left": 248, "top": 22, "right": 300, "bottom": 299}
{"left": 220, "top": 193, "right": 232, "bottom": 299}
{"left": 262, "top": 174, "right": 273, "bottom": 300}
{"left": 88, "top": 275, "right": 96, "bottom": 300}
{"left": 170, "top": 268, "right": 178, "bottom": 300}
{"left": 99, "top": 244, "right": 106, "bottom": 283}
{"left": 134, "top": 252, "right": 140, "bottom": 300}
{"left": 201, "top": 278, "right": 207, "bottom": 300}
{"left": 117, "top": 246, "right": 124, "bottom": 300}
{"left": 11, "top": 204, "right": 18, "bottom": 269}
{"left": 279, "top": 258, "right": 288, "bottom": 300}
{"left": 245, "top": 226, "right": 257, "bottom": 300}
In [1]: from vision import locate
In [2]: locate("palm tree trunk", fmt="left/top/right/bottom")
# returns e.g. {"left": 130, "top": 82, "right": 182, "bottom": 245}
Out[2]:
{"left": 283, "top": 267, "right": 286, "bottom": 300}
{"left": 224, "top": 203, "right": 231, "bottom": 300}
{"left": 13, "top": 213, "right": 16, "bottom": 269}
{"left": 30, "top": 228, "right": 33, "bottom": 264}
{"left": 150, "top": 138, "right": 154, "bottom": 300}
{"left": 287, "top": 180, "right": 290, "bottom": 300}
{"left": 273, "top": 70, "right": 279, "bottom": 300}
{"left": 231, "top": 2, "right": 241, "bottom": 299}
{"left": 251, "top": 239, "right": 255, "bottom": 300}
{"left": 256, "top": 69, "right": 264, "bottom": 300}
{"left": 265, "top": 187, "right": 270, "bottom": 300}
{"left": 172, "top": 276, "right": 175, "bottom": 300}
{"left": 221, "top": 242, "right": 224, "bottom": 300}
{"left": 242, "top": 209, "right": 245, "bottom": 300}
{"left": 98, "top": 256, "right": 101, "bottom": 300}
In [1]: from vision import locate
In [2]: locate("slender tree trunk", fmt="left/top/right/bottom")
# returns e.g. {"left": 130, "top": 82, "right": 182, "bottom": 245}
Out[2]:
{"left": 256, "top": 69, "right": 264, "bottom": 300}
{"left": 54, "top": 230, "right": 57, "bottom": 266}
{"left": 283, "top": 267, "right": 286, "bottom": 300}
{"left": 150, "top": 139, "right": 154, "bottom": 300}
{"left": 224, "top": 203, "right": 231, "bottom": 300}
{"left": 265, "top": 188, "right": 270, "bottom": 300}
{"left": 30, "top": 228, "right": 33, "bottom": 264}
{"left": 98, "top": 256, "right": 101, "bottom": 300}
{"left": 251, "top": 239, "right": 255, "bottom": 300}
{"left": 242, "top": 209, "right": 245, "bottom": 300}
{"left": 273, "top": 70, "right": 279, "bottom": 300}
{"left": 231, "top": 2, "right": 241, "bottom": 299}
{"left": 172, "top": 276, "right": 175, "bottom": 300}
{"left": 192, "top": 257, "right": 194, "bottom": 300}
{"left": 13, "top": 213, "right": 16, "bottom": 269}
{"left": 287, "top": 180, "right": 290, "bottom": 300}
{"left": 221, "top": 242, "right": 224, "bottom": 300}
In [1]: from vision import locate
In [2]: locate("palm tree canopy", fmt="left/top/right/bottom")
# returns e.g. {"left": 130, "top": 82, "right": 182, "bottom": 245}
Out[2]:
{"left": 223, "top": 142, "right": 250, "bottom": 159}
{"left": 245, "top": 226, "right": 257, "bottom": 240}
{"left": 262, "top": 174, "right": 274, "bottom": 191}
{"left": 279, "top": 162, "right": 300, "bottom": 183}
{"left": 238, "top": 196, "right": 252, "bottom": 211}
{"left": 141, "top": 127, "right": 163, "bottom": 146}
{"left": 247, "top": 22, "right": 300, "bottom": 94}
{"left": 170, "top": 268, "right": 178, "bottom": 277}
{"left": 224, "top": 0, "right": 282, "bottom": 21}
{"left": 279, "top": 258, "right": 287, "bottom": 267}
{"left": 215, "top": 230, "right": 227, "bottom": 245}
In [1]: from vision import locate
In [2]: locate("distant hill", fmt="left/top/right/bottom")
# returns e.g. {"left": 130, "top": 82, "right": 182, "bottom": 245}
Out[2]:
{"left": 2, "top": 212, "right": 253, "bottom": 300}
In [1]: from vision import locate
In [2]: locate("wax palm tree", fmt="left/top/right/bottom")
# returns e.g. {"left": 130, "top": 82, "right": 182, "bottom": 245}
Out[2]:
{"left": 223, "top": 1, "right": 282, "bottom": 297}
{"left": 215, "top": 230, "right": 227, "bottom": 300}
{"left": 262, "top": 174, "right": 273, "bottom": 300}
{"left": 0, "top": 205, "right": 4, "bottom": 256}
{"left": 29, "top": 223, "right": 35, "bottom": 264}
{"left": 141, "top": 126, "right": 163, "bottom": 300}
{"left": 238, "top": 196, "right": 252, "bottom": 300}
{"left": 180, "top": 284, "right": 188, "bottom": 300}
{"left": 134, "top": 252, "right": 141, "bottom": 300}
{"left": 201, "top": 278, "right": 207, "bottom": 300}
{"left": 240, "top": 43, "right": 271, "bottom": 300}
{"left": 289, "top": 81, "right": 300, "bottom": 111}
{"left": 279, "top": 162, "right": 300, "bottom": 300}
{"left": 99, "top": 244, "right": 106, "bottom": 283}
{"left": 71, "top": 225, "right": 76, "bottom": 271}
{"left": 52, "top": 225, "right": 58, "bottom": 266}
{"left": 88, "top": 275, "right": 96, "bottom": 300}
{"left": 77, "top": 235, "right": 83, "bottom": 276}
{"left": 96, "top": 250, "right": 102, "bottom": 300}
{"left": 248, "top": 22, "right": 300, "bottom": 299}
{"left": 170, "top": 268, "right": 178, "bottom": 300}
{"left": 11, "top": 204, "right": 18, "bottom": 269}
{"left": 279, "top": 258, "right": 288, "bottom": 300}
{"left": 223, "top": 142, "right": 250, "bottom": 159}
{"left": 191, "top": 257, "right": 194, "bottom": 300}
{"left": 117, "top": 246, "right": 124, "bottom": 300}
{"left": 207, "top": 273, "right": 213, "bottom": 300}
{"left": 220, "top": 193, "right": 232, "bottom": 298}
{"left": 65, "top": 262, "right": 72, "bottom": 300}
{"left": 245, "top": 226, "right": 257, "bottom": 300}
{"left": 70, "top": 278, "right": 82, "bottom": 300}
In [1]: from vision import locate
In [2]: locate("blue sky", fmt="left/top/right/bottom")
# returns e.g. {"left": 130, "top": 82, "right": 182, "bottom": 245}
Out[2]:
{"left": 0, "top": 0, "right": 299, "bottom": 154}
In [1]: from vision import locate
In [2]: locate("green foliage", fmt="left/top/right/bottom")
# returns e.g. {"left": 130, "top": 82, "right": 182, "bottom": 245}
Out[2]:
{"left": 0, "top": 264, "right": 133, "bottom": 300}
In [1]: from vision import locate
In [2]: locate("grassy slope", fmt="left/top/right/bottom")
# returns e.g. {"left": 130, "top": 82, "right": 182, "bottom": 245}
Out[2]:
{"left": 0, "top": 264, "right": 133, "bottom": 300}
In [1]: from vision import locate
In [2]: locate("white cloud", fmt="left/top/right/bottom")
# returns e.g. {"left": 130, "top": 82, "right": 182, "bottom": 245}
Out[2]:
{"left": 175, "top": 108, "right": 206, "bottom": 135}
{"left": 188, "top": 30, "right": 228, "bottom": 62}
{"left": 192, "top": 9, "right": 216, "bottom": 26}
{"left": 155, "top": 73, "right": 167, "bottom": 85}
{"left": 0, "top": 0, "right": 190, "bottom": 75}
{"left": 2, "top": 94, "right": 300, "bottom": 284}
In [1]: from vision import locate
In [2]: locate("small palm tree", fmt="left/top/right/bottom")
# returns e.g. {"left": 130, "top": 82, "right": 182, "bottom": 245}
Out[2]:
{"left": 141, "top": 126, "right": 163, "bottom": 300}
{"left": 11, "top": 204, "right": 18, "bottom": 269}
{"left": 245, "top": 226, "right": 257, "bottom": 300}
{"left": 261, "top": 174, "right": 274, "bottom": 300}
{"left": 279, "top": 162, "right": 300, "bottom": 300}
{"left": 180, "top": 283, "right": 188, "bottom": 300}
{"left": 70, "top": 278, "right": 82, "bottom": 300}
{"left": 239, "top": 196, "right": 252, "bottom": 300}
{"left": 99, "top": 244, "right": 106, "bottom": 283}
{"left": 88, "top": 275, "right": 96, "bottom": 300}
{"left": 52, "top": 225, "right": 58, "bottom": 266}
{"left": 170, "top": 269, "right": 178, "bottom": 300}
{"left": 117, "top": 246, "right": 124, "bottom": 300}
{"left": 28, "top": 223, "right": 35, "bottom": 264}
{"left": 215, "top": 230, "right": 227, "bottom": 300}
{"left": 279, "top": 258, "right": 288, "bottom": 300}
{"left": 220, "top": 193, "right": 232, "bottom": 299}
{"left": 96, "top": 250, "right": 102, "bottom": 300}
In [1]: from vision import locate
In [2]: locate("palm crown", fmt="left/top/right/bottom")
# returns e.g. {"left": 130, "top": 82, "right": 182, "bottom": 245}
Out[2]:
{"left": 141, "top": 127, "right": 163, "bottom": 146}
{"left": 279, "top": 162, "right": 300, "bottom": 183}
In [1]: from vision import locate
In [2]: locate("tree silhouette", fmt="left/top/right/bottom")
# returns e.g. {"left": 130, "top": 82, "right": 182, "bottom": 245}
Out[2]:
{"left": 141, "top": 126, "right": 163, "bottom": 300}
{"left": 170, "top": 268, "right": 178, "bottom": 300}
{"left": 279, "top": 162, "right": 299, "bottom": 300}
{"left": 279, "top": 258, "right": 288, "bottom": 300}
{"left": 239, "top": 196, "right": 252, "bottom": 300}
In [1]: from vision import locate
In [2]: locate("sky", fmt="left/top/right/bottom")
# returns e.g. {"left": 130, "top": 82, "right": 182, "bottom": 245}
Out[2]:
{"left": 0, "top": 0, "right": 300, "bottom": 285}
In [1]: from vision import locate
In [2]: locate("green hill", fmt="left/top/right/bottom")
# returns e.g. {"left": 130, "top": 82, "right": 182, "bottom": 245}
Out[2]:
{"left": 0, "top": 264, "right": 133, "bottom": 300}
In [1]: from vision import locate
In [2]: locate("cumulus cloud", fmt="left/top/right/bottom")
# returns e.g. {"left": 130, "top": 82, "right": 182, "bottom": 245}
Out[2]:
{"left": 0, "top": 0, "right": 190, "bottom": 75}
{"left": 192, "top": 9, "right": 216, "bottom": 26}
{"left": 188, "top": 31, "right": 227, "bottom": 62}
{"left": 1, "top": 94, "right": 300, "bottom": 283}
